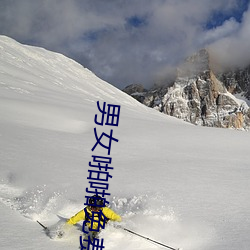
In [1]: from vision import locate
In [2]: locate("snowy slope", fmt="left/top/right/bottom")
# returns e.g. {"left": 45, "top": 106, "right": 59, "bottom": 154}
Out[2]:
{"left": 0, "top": 36, "right": 250, "bottom": 250}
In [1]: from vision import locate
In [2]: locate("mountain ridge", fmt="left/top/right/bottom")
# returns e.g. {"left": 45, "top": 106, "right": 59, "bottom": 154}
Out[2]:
{"left": 123, "top": 49, "right": 250, "bottom": 130}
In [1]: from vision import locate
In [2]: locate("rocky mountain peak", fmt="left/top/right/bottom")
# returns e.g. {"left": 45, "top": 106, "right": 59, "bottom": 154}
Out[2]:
{"left": 123, "top": 49, "right": 250, "bottom": 130}
{"left": 177, "top": 49, "right": 210, "bottom": 78}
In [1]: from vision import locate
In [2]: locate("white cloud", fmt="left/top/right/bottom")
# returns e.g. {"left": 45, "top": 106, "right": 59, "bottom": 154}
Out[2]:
{"left": 200, "top": 18, "right": 240, "bottom": 45}
{"left": 209, "top": 5, "right": 250, "bottom": 68}
{"left": 0, "top": 0, "right": 249, "bottom": 88}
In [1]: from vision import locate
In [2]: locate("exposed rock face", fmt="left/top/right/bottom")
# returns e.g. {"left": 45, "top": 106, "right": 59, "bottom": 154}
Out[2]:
{"left": 217, "top": 66, "right": 250, "bottom": 99}
{"left": 123, "top": 49, "right": 250, "bottom": 130}
{"left": 123, "top": 84, "right": 146, "bottom": 95}
{"left": 122, "top": 84, "right": 147, "bottom": 103}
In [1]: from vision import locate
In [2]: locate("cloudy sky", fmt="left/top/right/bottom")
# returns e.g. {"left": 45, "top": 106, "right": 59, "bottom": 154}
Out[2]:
{"left": 0, "top": 0, "right": 249, "bottom": 89}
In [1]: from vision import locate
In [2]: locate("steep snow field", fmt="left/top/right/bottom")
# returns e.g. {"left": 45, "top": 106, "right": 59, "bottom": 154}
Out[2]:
{"left": 0, "top": 36, "right": 250, "bottom": 250}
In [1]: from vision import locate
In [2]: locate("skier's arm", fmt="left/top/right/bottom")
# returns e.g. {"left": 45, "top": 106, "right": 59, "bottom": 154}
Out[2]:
{"left": 67, "top": 209, "right": 85, "bottom": 225}
{"left": 103, "top": 207, "right": 122, "bottom": 222}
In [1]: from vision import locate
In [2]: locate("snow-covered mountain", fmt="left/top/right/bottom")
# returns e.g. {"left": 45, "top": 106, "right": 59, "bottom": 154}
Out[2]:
{"left": 1, "top": 36, "right": 250, "bottom": 250}
{"left": 124, "top": 49, "right": 250, "bottom": 130}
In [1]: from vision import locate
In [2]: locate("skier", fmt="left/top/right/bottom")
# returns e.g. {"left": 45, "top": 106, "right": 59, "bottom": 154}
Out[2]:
{"left": 66, "top": 195, "right": 122, "bottom": 237}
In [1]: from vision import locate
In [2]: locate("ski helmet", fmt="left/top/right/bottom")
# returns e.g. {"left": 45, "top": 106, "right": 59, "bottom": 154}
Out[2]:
{"left": 89, "top": 195, "right": 104, "bottom": 206}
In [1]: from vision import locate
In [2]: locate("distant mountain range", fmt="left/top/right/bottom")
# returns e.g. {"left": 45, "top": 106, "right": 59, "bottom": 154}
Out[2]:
{"left": 123, "top": 49, "right": 250, "bottom": 130}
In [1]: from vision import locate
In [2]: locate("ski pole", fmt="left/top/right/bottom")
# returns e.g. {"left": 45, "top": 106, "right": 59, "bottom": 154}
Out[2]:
{"left": 37, "top": 220, "right": 48, "bottom": 230}
{"left": 122, "top": 227, "right": 180, "bottom": 250}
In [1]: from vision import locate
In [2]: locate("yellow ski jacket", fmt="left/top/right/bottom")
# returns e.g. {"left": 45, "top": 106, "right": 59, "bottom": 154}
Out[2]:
{"left": 67, "top": 206, "right": 121, "bottom": 231}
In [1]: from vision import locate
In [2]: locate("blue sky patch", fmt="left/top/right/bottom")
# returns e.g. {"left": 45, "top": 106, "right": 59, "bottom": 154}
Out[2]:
{"left": 206, "top": 0, "right": 249, "bottom": 29}
{"left": 126, "top": 15, "right": 147, "bottom": 28}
